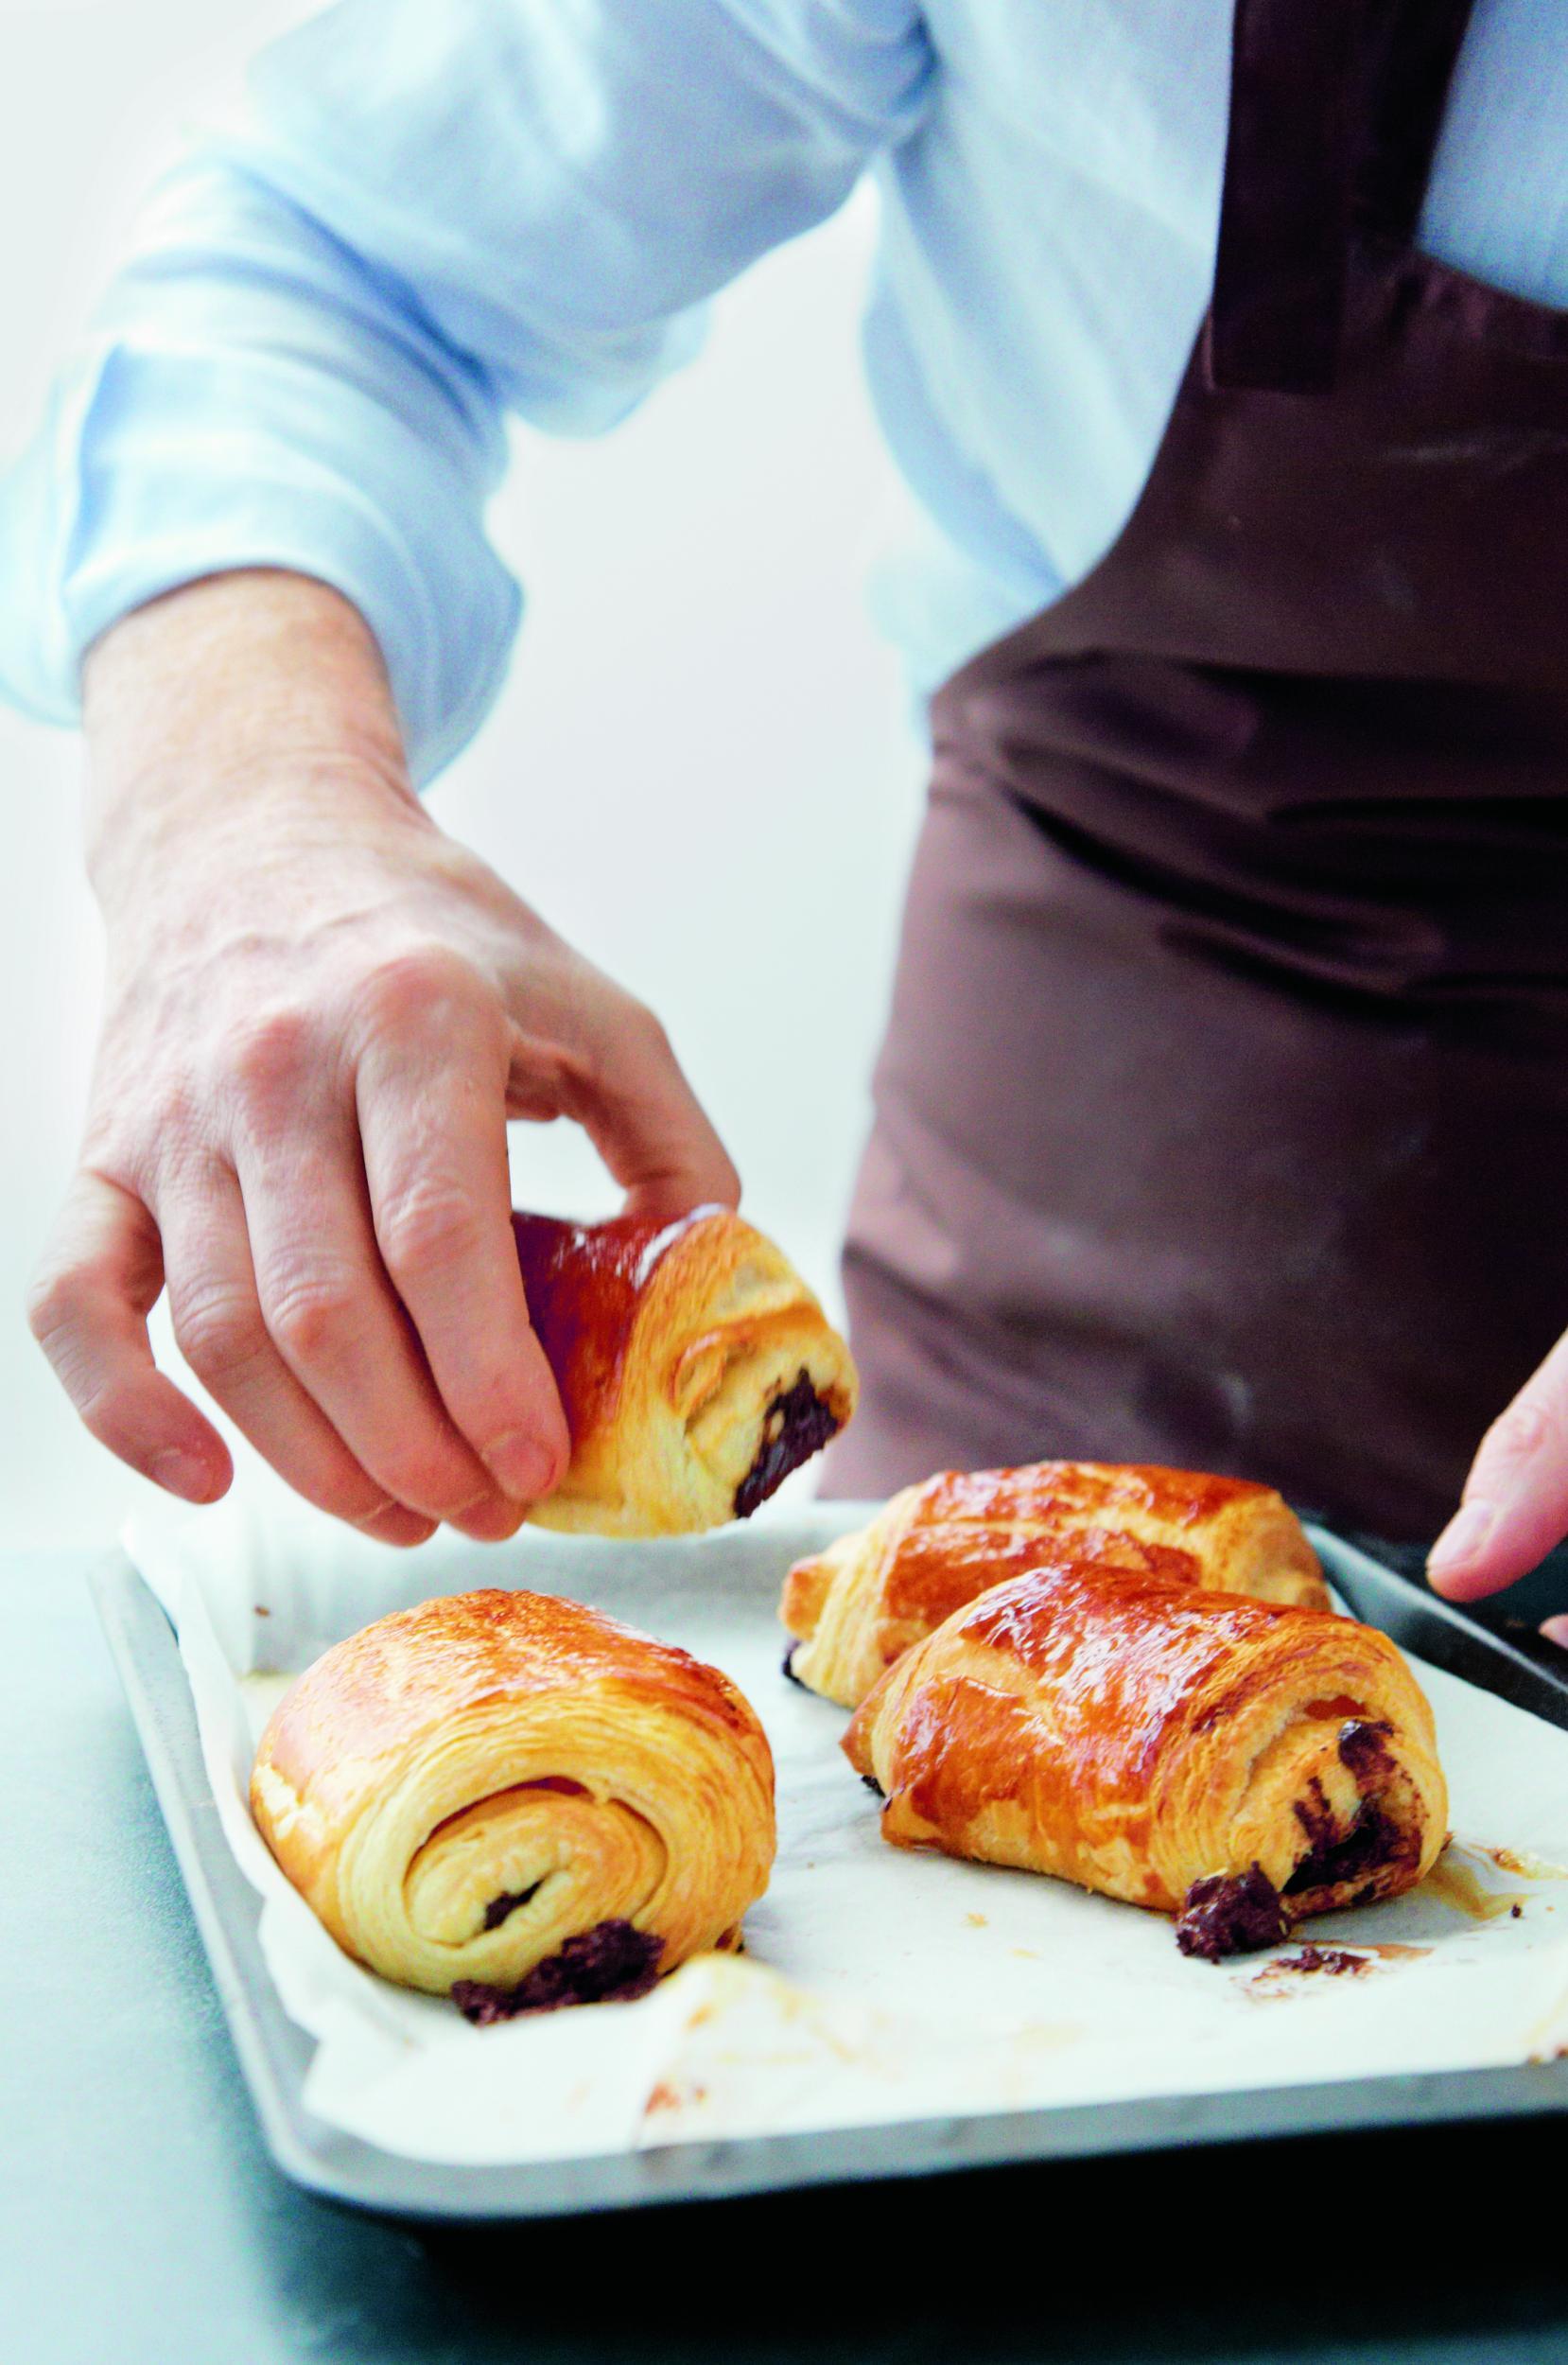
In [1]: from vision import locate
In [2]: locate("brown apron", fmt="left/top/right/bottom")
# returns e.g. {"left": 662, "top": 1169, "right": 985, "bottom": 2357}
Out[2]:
{"left": 827, "top": 0, "right": 1568, "bottom": 1541}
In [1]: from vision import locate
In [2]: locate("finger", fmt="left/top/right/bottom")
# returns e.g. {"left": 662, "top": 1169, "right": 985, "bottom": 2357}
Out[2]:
{"left": 1542, "top": 1618, "right": 1568, "bottom": 1651}
{"left": 513, "top": 989, "right": 740, "bottom": 1219}
{"left": 160, "top": 1160, "right": 435, "bottom": 1546}
{"left": 27, "top": 1170, "right": 232, "bottom": 1503}
{"left": 230, "top": 1093, "right": 526, "bottom": 1541}
{"left": 1427, "top": 1335, "right": 1568, "bottom": 1601}
{"left": 356, "top": 985, "right": 568, "bottom": 1504}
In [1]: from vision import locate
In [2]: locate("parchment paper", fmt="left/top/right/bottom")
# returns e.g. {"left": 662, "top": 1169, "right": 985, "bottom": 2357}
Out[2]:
{"left": 124, "top": 1473, "right": 1568, "bottom": 2165}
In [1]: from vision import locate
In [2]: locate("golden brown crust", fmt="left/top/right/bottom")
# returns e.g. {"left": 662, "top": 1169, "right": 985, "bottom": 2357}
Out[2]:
{"left": 783, "top": 1461, "right": 1328, "bottom": 1706}
{"left": 844, "top": 1563, "right": 1447, "bottom": 1937}
{"left": 513, "top": 1206, "right": 858, "bottom": 1535}
{"left": 251, "top": 1588, "right": 776, "bottom": 1997}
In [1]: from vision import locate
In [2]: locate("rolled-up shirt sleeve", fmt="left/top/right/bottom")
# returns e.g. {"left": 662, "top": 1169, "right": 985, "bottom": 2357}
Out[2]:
{"left": 0, "top": 0, "right": 932, "bottom": 781}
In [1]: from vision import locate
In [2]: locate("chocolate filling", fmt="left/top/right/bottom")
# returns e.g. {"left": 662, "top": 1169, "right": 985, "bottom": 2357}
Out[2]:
{"left": 452, "top": 1920, "right": 665, "bottom": 2023}
{"left": 1284, "top": 1802, "right": 1402, "bottom": 1897}
{"left": 1287, "top": 1944, "right": 1369, "bottom": 1977}
{"left": 1337, "top": 1718, "right": 1394, "bottom": 1779}
{"left": 1282, "top": 1722, "right": 1411, "bottom": 1901}
{"left": 481, "top": 1881, "right": 544, "bottom": 1932}
{"left": 781, "top": 1642, "right": 806, "bottom": 1689}
{"left": 733, "top": 1372, "right": 842, "bottom": 1520}
{"left": 1176, "top": 1865, "right": 1290, "bottom": 1962}
{"left": 1178, "top": 1719, "right": 1413, "bottom": 1963}
{"left": 861, "top": 1773, "right": 885, "bottom": 1799}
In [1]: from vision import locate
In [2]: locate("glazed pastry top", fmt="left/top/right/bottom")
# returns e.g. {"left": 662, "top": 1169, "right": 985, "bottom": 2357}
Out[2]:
{"left": 257, "top": 1585, "right": 768, "bottom": 1837}
{"left": 844, "top": 1559, "right": 1447, "bottom": 1939}
{"left": 512, "top": 1204, "right": 858, "bottom": 1535}
{"left": 512, "top": 1206, "right": 714, "bottom": 1453}
{"left": 784, "top": 1458, "right": 1325, "bottom": 1707}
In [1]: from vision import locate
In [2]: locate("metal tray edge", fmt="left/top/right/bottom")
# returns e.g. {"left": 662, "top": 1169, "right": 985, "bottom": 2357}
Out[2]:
{"left": 91, "top": 1544, "right": 1568, "bottom": 2221}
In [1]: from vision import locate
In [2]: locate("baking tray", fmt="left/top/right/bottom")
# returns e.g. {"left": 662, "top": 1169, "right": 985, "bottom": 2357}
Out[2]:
{"left": 92, "top": 1528, "right": 1568, "bottom": 2220}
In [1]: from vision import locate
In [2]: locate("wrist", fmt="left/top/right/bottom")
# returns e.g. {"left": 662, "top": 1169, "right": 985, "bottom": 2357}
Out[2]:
{"left": 82, "top": 569, "right": 420, "bottom": 903}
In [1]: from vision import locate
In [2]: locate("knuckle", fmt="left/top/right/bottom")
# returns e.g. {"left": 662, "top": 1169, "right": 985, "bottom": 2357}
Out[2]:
{"left": 262, "top": 1270, "right": 361, "bottom": 1368}
{"left": 624, "top": 998, "right": 671, "bottom": 1061}
{"left": 171, "top": 1284, "right": 266, "bottom": 1389}
{"left": 26, "top": 1256, "right": 91, "bottom": 1349}
{"left": 357, "top": 944, "right": 486, "bottom": 1037}
{"left": 228, "top": 1005, "right": 317, "bottom": 1105}
{"left": 375, "top": 1179, "right": 483, "bottom": 1279}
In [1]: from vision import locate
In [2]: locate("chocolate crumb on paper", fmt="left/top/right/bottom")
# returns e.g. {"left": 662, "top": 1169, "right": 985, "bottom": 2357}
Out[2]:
{"left": 1246, "top": 1940, "right": 1431, "bottom": 1999}
{"left": 1288, "top": 1943, "right": 1368, "bottom": 1975}
{"left": 645, "top": 2078, "right": 708, "bottom": 2115}
{"left": 1266, "top": 1944, "right": 1370, "bottom": 1980}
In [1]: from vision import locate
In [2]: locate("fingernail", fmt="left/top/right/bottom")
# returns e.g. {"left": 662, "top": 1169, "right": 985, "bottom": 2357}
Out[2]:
{"left": 151, "top": 1448, "right": 220, "bottom": 1504}
{"left": 449, "top": 1485, "right": 501, "bottom": 1520}
{"left": 453, "top": 1497, "right": 528, "bottom": 1544}
{"left": 357, "top": 1502, "right": 435, "bottom": 1548}
{"left": 1541, "top": 1617, "right": 1568, "bottom": 1652}
{"left": 1428, "top": 1500, "right": 1497, "bottom": 1573}
{"left": 483, "top": 1429, "right": 560, "bottom": 1502}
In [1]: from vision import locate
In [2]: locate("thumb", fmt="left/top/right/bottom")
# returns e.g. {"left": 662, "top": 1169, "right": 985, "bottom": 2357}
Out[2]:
{"left": 1427, "top": 1334, "right": 1568, "bottom": 1602}
{"left": 506, "top": 993, "right": 740, "bottom": 1221}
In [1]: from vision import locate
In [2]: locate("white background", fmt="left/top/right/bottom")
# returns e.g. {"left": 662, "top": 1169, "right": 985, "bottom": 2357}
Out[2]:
{"left": 0, "top": 0, "right": 927, "bottom": 1549}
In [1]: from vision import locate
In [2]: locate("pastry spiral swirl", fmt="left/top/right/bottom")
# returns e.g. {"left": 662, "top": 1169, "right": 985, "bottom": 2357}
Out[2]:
{"left": 844, "top": 1561, "right": 1446, "bottom": 1956}
{"left": 784, "top": 1461, "right": 1327, "bottom": 1707}
{"left": 514, "top": 1205, "right": 858, "bottom": 1535}
{"left": 251, "top": 1589, "right": 776, "bottom": 2003}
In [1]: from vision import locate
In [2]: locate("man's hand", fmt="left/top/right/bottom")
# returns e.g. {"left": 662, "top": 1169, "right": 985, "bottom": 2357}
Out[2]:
{"left": 28, "top": 571, "right": 739, "bottom": 1543}
{"left": 1427, "top": 1338, "right": 1568, "bottom": 1647}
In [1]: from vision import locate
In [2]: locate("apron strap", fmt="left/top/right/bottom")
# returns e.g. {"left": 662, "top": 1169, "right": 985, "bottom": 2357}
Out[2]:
{"left": 1208, "top": 0, "right": 1475, "bottom": 396}
{"left": 1355, "top": 0, "right": 1477, "bottom": 245}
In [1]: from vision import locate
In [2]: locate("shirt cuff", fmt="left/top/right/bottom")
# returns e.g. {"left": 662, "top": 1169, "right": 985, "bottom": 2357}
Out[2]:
{"left": 0, "top": 343, "right": 521, "bottom": 787}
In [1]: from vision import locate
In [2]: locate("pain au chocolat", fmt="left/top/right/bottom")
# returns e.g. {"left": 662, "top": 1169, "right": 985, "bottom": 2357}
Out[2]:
{"left": 250, "top": 1589, "right": 775, "bottom": 2015}
{"left": 844, "top": 1562, "right": 1447, "bottom": 1959}
{"left": 514, "top": 1206, "right": 857, "bottom": 1535}
{"left": 783, "top": 1461, "right": 1327, "bottom": 1708}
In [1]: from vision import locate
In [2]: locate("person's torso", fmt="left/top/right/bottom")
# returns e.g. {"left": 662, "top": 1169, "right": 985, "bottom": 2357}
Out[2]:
{"left": 869, "top": 0, "right": 1568, "bottom": 695}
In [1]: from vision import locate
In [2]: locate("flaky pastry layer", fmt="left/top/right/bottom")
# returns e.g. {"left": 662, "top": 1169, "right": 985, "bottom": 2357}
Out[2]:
{"left": 844, "top": 1563, "right": 1446, "bottom": 1952}
{"left": 784, "top": 1461, "right": 1328, "bottom": 1706}
{"left": 514, "top": 1206, "right": 858, "bottom": 1535}
{"left": 251, "top": 1589, "right": 776, "bottom": 1999}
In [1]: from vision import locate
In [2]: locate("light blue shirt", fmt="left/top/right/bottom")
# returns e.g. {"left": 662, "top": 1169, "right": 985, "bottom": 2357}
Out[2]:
{"left": 2, "top": 0, "right": 1565, "bottom": 782}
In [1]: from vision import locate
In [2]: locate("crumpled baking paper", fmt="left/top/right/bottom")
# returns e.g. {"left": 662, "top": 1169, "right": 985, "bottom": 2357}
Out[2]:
{"left": 124, "top": 1471, "right": 1568, "bottom": 2166}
